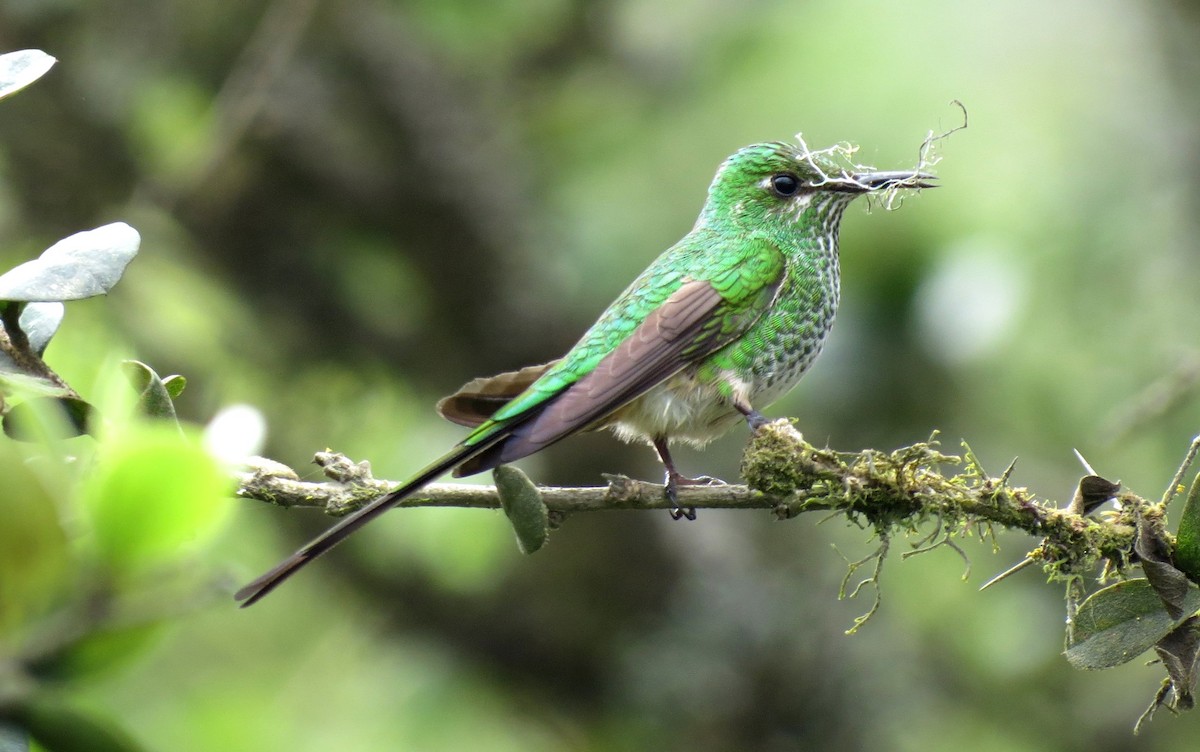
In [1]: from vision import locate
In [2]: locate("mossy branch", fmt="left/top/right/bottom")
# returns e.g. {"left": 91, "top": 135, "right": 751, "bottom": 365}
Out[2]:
{"left": 240, "top": 419, "right": 1200, "bottom": 722}
{"left": 237, "top": 419, "right": 1146, "bottom": 583}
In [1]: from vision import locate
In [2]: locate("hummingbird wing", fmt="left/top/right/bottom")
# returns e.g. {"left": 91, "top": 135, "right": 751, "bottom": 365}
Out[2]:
{"left": 456, "top": 236, "right": 787, "bottom": 475}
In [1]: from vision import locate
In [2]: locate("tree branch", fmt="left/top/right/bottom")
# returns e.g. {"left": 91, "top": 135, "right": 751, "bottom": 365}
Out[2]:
{"left": 236, "top": 420, "right": 1148, "bottom": 581}
{"left": 235, "top": 451, "right": 767, "bottom": 513}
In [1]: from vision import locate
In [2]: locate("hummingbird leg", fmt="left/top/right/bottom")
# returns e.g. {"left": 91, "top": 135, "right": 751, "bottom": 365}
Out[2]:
{"left": 733, "top": 400, "right": 770, "bottom": 432}
{"left": 652, "top": 437, "right": 726, "bottom": 520}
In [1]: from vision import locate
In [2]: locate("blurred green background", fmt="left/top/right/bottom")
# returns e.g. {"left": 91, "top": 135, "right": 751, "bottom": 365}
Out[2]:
{"left": 2, "top": 0, "right": 1200, "bottom": 749}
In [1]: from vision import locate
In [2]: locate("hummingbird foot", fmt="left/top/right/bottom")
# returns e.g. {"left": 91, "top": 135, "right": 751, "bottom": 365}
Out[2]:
{"left": 734, "top": 402, "right": 770, "bottom": 432}
{"left": 664, "top": 472, "right": 728, "bottom": 520}
{"left": 652, "top": 436, "right": 727, "bottom": 520}
{"left": 665, "top": 474, "right": 696, "bottom": 521}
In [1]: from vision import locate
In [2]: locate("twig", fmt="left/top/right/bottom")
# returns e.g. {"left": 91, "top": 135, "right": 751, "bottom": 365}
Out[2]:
{"left": 236, "top": 458, "right": 769, "bottom": 515}
{"left": 1160, "top": 434, "right": 1200, "bottom": 507}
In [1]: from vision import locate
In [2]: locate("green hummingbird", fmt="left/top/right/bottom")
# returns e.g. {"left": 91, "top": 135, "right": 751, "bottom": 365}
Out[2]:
{"left": 236, "top": 140, "right": 932, "bottom": 606}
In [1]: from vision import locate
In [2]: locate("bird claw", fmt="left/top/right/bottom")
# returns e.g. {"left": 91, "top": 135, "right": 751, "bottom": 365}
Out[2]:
{"left": 744, "top": 410, "right": 770, "bottom": 432}
{"left": 669, "top": 505, "right": 697, "bottom": 521}
{"left": 664, "top": 474, "right": 727, "bottom": 520}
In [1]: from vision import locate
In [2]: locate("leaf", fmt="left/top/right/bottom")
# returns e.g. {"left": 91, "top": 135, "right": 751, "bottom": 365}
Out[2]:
{"left": 26, "top": 622, "right": 165, "bottom": 683}
{"left": 3, "top": 397, "right": 95, "bottom": 440}
{"left": 493, "top": 465, "right": 549, "bottom": 554}
{"left": 1072, "top": 474, "right": 1120, "bottom": 514}
{"left": 0, "top": 223, "right": 140, "bottom": 303}
{"left": 1153, "top": 616, "right": 1200, "bottom": 712}
{"left": 121, "top": 360, "right": 177, "bottom": 422}
{"left": 0, "top": 371, "right": 70, "bottom": 397}
{"left": 19, "top": 301, "right": 65, "bottom": 355}
{"left": 1135, "top": 507, "right": 1193, "bottom": 619}
{"left": 7, "top": 699, "right": 148, "bottom": 752}
{"left": 81, "top": 423, "right": 233, "bottom": 575}
{"left": 0, "top": 444, "right": 71, "bottom": 639}
{"left": 0, "top": 50, "right": 56, "bottom": 101}
{"left": 1065, "top": 578, "right": 1200, "bottom": 670}
{"left": 1176, "top": 472, "right": 1200, "bottom": 582}
{"left": 0, "top": 303, "right": 65, "bottom": 373}
{"left": 162, "top": 374, "right": 186, "bottom": 399}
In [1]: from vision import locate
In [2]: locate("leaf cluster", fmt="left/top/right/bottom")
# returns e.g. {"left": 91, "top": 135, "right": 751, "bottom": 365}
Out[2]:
{"left": 0, "top": 50, "right": 232, "bottom": 752}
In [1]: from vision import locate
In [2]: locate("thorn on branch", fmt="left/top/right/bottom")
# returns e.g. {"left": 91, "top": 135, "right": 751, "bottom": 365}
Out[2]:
{"left": 979, "top": 557, "right": 1034, "bottom": 591}
{"left": 998, "top": 457, "right": 1018, "bottom": 487}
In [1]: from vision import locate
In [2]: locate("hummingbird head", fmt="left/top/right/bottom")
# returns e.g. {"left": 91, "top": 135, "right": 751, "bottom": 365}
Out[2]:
{"left": 699, "top": 141, "right": 934, "bottom": 233}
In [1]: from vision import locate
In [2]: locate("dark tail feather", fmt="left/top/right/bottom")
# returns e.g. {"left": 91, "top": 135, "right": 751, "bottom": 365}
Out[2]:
{"left": 436, "top": 361, "right": 558, "bottom": 427}
{"left": 235, "top": 440, "right": 495, "bottom": 607}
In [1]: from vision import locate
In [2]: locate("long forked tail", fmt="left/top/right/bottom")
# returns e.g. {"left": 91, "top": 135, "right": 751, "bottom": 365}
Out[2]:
{"left": 235, "top": 441, "right": 492, "bottom": 607}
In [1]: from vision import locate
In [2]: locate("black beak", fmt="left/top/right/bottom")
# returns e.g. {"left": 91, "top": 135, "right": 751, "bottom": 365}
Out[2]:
{"left": 846, "top": 170, "right": 937, "bottom": 192}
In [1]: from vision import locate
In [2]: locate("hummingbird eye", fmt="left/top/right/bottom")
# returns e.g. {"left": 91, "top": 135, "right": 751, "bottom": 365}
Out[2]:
{"left": 769, "top": 173, "right": 801, "bottom": 198}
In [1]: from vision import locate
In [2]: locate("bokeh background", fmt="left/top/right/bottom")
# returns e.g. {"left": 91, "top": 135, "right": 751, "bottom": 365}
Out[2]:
{"left": 3, "top": 0, "right": 1200, "bottom": 749}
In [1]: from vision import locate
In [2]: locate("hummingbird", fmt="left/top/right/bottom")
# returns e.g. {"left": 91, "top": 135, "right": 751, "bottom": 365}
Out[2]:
{"left": 236, "top": 140, "right": 932, "bottom": 606}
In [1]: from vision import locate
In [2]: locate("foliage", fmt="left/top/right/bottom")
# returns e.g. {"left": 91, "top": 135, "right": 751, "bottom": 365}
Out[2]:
{"left": 0, "top": 52, "right": 231, "bottom": 751}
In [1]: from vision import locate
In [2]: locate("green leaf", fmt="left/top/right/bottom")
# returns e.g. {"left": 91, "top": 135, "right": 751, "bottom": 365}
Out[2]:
{"left": 161, "top": 374, "right": 186, "bottom": 399}
{"left": 0, "top": 372, "right": 70, "bottom": 397}
{"left": 0, "top": 50, "right": 55, "bottom": 101}
{"left": 26, "top": 622, "right": 165, "bottom": 683}
{"left": 8, "top": 699, "right": 148, "bottom": 752}
{"left": 1065, "top": 578, "right": 1200, "bottom": 670}
{"left": 0, "top": 223, "right": 140, "bottom": 303}
{"left": 1176, "top": 472, "right": 1200, "bottom": 582}
{"left": 121, "top": 360, "right": 177, "bottom": 422}
{"left": 493, "top": 465, "right": 548, "bottom": 554}
{"left": 0, "top": 444, "right": 71, "bottom": 638}
{"left": 81, "top": 423, "right": 233, "bottom": 575}
{"left": 3, "top": 397, "right": 95, "bottom": 441}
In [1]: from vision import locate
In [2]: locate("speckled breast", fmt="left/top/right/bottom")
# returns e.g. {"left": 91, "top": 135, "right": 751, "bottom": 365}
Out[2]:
{"left": 740, "top": 230, "right": 841, "bottom": 409}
